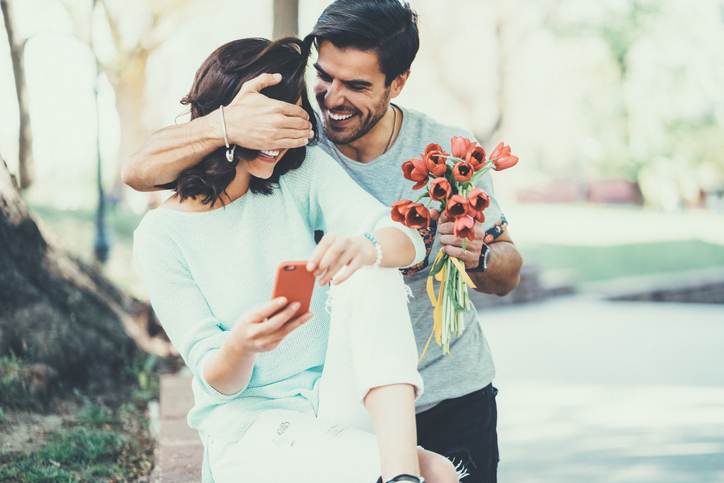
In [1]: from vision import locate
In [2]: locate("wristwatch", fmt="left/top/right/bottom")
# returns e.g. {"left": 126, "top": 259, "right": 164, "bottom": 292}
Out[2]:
{"left": 377, "top": 475, "right": 425, "bottom": 483}
{"left": 467, "top": 243, "right": 490, "bottom": 273}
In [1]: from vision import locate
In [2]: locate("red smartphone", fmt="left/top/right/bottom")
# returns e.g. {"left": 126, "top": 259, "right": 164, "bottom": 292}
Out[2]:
{"left": 271, "top": 261, "right": 315, "bottom": 317}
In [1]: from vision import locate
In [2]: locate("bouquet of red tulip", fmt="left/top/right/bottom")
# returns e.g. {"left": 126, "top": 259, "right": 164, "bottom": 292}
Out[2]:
{"left": 392, "top": 138, "right": 519, "bottom": 356}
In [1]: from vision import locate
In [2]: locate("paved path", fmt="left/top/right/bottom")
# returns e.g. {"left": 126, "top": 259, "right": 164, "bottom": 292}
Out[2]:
{"left": 482, "top": 297, "right": 724, "bottom": 483}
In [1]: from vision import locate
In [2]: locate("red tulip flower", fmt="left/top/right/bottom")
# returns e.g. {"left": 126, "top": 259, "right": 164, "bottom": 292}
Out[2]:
{"left": 452, "top": 162, "right": 473, "bottom": 183}
{"left": 404, "top": 203, "right": 431, "bottom": 229}
{"left": 445, "top": 194, "right": 469, "bottom": 219}
{"left": 489, "top": 142, "right": 519, "bottom": 171}
{"left": 465, "top": 144, "right": 486, "bottom": 171}
{"left": 451, "top": 136, "right": 473, "bottom": 158}
{"left": 391, "top": 199, "right": 414, "bottom": 223}
{"left": 423, "top": 143, "right": 445, "bottom": 157}
{"left": 429, "top": 178, "right": 452, "bottom": 201}
{"left": 423, "top": 149, "right": 448, "bottom": 177}
{"left": 401, "top": 158, "right": 429, "bottom": 190}
{"left": 453, "top": 215, "right": 476, "bottom": 241}
{"left": 468, "top": 187, "right": 490, "bottom": 212}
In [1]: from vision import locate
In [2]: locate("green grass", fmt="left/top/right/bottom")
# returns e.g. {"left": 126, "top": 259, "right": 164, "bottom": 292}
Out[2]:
{"left": 520, "top": 239, "right": 724, "bottom": 284}
{"left": 0, "top": 355, "right": 34, "bottom": 409}
{"left": 0, "top": 428, "right": 126, "bottom": 482}
{"left": 0, "top": 400, "right": 154, "bottom": 482}
{"left": 0, "top": 357, "right": 159, "bottom": 481}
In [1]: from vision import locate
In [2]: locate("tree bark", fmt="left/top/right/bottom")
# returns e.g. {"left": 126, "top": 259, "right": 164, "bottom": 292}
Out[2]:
{"left": 0, "top": 154, "right": 165, "bottom": 395}
{"left": 273, "top": 0, "right": 298, "bottom": 39}
{"left": 1, "top": 0, "right": 34, "bottom": 190}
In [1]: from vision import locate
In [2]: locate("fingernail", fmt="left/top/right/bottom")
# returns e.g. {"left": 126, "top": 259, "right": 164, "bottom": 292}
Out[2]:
{"left": 278, "top": 297, "right": 287, "bottom": 304}
{"left": 291, "top": 302, "right": 300, "bottom": 310}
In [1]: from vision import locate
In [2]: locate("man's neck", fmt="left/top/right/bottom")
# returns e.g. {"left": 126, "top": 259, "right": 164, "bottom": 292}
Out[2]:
{"left": 336, "top": 105, "right": 399, "bottom": 163}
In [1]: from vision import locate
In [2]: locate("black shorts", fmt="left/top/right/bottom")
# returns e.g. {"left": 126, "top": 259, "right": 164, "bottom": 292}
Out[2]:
{"left": 416, "top": 384, "right": 499, "bottom": 483}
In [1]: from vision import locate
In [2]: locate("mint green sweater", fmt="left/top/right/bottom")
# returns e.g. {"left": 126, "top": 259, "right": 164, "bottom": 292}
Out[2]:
{"left": 133, "top": 146, "right": 424, "bottom": 439}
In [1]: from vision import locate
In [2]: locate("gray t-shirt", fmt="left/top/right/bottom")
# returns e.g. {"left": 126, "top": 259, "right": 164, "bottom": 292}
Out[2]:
{"left": 315, "top": 105, "right": 503, "bottom": 411}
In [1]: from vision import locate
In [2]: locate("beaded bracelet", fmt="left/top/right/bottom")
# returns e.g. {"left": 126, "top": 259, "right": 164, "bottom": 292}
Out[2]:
{"left": 363, "top": 232, "right": 383, "bottom": 268}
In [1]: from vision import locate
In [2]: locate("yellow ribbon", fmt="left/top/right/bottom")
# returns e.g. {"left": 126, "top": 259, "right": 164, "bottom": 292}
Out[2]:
{"left": 419, "top": 250, "right": 478, "bottom": 363}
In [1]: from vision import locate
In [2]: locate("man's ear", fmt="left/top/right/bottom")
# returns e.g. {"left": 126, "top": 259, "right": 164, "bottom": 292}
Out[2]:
{"left": 390, "top": 69, "right": 411, "bottom": 99}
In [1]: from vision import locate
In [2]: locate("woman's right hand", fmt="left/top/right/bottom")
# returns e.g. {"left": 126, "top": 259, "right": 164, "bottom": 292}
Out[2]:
{"left": 228, "top": 297, "right": 313, "bottom": 355}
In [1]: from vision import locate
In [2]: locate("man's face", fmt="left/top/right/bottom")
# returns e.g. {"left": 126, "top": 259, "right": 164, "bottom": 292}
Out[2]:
{"left": 313, "top": 40, "right": 392, "bottom": 146}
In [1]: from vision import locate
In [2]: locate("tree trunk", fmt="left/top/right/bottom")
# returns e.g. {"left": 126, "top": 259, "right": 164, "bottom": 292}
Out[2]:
{"left": 1, "top": 0, "right": 34, "bottom": 190}
{"left": 0, "top": 155, "right": 162, "bottom": 396}
{"left": 273, "top": 0, "right": 298, "bottom": 39}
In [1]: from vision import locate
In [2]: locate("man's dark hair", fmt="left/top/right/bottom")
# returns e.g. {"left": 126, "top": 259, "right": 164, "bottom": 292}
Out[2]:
{"left": 306, "top": 0, "right": 419, "bottom": 85}
{"left": 159, "top": 37, "right": 318, "bottom": 203}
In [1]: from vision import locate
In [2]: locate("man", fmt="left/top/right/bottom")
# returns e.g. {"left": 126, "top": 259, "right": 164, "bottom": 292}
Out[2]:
{"left": 124, "top": 1, "right": 522, "bottom": 481}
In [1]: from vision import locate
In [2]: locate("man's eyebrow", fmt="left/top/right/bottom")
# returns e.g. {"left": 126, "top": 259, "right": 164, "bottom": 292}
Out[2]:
{"left": 313, "top": 63, "right": 373, "bottom": 89}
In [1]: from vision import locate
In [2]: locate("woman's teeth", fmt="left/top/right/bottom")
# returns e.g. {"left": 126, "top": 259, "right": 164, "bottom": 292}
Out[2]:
{"left": 329, "top": 111, "right": 354, "bottom": 121}
{"left": 260, "top": 149, "right": 280, "bottom": 157}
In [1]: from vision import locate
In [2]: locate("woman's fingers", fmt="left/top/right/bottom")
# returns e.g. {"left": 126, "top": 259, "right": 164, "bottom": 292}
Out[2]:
{"left": 316, "top": 239, "right": 349, "bottom": 285}
{"left": 254, "top": 301, "right": 301, "bottom": 335}
{"left": 256, "top": 312, "right": 313, "bottom": 352}
{"left": 307, "top": 234, "right": 335, "bottom": 272}
{"left": 246, "top": 297, "right": 289, "bottom": 323}
{"left": 320, "top": 249, "right": 353, "bottom": 286}
{"left": 331, "top": 258, "right": 363, "bottom": 285}
{"left": 277, "top": 312, "right": 313, "bottom": 339}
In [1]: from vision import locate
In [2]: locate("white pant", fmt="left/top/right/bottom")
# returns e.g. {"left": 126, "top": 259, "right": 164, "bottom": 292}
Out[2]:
{"left": 207, "top": 267, "right": 423, "bottom": 483}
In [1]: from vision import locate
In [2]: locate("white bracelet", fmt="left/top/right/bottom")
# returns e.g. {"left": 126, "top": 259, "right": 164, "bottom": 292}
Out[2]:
{"left": 219, "top": 105, "right": 236, "bottom": 163}
{"left": 363, "top": 232, "right": 383, "bottom": 269}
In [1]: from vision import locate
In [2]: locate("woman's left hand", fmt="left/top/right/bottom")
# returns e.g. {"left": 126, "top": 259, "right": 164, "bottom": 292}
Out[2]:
{"left": 306, "top": 234, "right": 376, "bottom": 286}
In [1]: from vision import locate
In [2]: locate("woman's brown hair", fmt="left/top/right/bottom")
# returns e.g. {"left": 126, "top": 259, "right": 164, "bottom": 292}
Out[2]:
{"left": 159, "top": 37, "right": 318, "bottom": 202}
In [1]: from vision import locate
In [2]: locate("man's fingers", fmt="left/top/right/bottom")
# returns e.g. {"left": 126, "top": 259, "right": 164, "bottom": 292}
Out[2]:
{"left": 439, "top": 234, "right": 464, "bottom": 247}
{"left": 276, "top": 101, "right": 311, "bottom": 120}
{"left": 238, "top": 72, "right": 282, "bottom": 96}
{"left": 269, "top": 137, "right": 313, "bottom": 150}
{"left": 247, "top": 297, "right": 289, "bottom": 323}
{"left": 438, "top": 211, "right": 450, "bottom": 224}
{"left": 274, "top": 114, "right": 313, "bottom": 131}
{"left": 437, "top": 221, "right": 454, "bottom": 235}
{"left": 268, "top": 128, "right": 313, "bottom": 141}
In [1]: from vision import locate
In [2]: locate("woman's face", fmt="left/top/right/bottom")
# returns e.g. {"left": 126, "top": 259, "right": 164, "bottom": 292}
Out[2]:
{"left": 244, "top": 97, "right": 302, "bottom": 180}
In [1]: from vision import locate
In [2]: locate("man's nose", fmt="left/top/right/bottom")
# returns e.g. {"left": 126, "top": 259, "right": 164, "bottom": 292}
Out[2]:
{"left": 324, "top": 80, "right": 346, "bottom": 109}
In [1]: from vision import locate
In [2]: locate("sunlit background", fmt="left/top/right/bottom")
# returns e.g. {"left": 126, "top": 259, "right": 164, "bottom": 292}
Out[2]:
{"left": 1, "top": 0, "right": 723, "bottom": 481}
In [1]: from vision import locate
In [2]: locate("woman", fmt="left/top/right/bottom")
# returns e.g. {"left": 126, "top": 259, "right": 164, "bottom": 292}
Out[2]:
{"left": 133, "top": 37, "right": 458, "bottom": 482}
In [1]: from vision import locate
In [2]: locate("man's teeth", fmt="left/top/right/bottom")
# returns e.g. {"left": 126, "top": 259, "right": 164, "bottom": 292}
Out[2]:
{"left": 260, "top": 149, "right": 280, "bottom": 157}
{"left": 329, "top": 112, "right": 354, "bottom": 121}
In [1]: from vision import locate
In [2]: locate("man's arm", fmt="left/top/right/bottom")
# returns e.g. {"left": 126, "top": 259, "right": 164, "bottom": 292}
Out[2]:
{"left": 122, "top": 73, "right": 315, "bottom": 192}
{"left": 438, "top": 218, "right": 523, "bottom": 296}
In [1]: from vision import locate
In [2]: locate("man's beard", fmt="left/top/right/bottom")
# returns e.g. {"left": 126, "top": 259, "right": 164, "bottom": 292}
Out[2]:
{"left": 316, "top": 91, "right": 390, "bottom": 146}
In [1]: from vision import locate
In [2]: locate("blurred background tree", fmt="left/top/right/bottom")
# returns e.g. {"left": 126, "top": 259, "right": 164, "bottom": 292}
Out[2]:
{"left": 1, "top": 0, "right": 34, "bottom": 190}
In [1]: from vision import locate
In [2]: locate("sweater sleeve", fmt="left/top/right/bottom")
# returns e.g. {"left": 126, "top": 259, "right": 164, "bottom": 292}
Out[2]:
{"left": 303, "top": 149, "right": 426, "bottom": 267}
{"left": 133, "top": 219, "right": 248, "bottom": 400}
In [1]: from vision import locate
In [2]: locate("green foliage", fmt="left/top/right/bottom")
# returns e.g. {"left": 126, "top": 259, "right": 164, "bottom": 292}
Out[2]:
{"left": 77, "top": 401, "right": 114, "bottom": 427}
{"left": 124, "top": 355, "right": 160, "bottom": 404}
{"left": 0, "top": 355, "right": 34, "bottom": 409}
